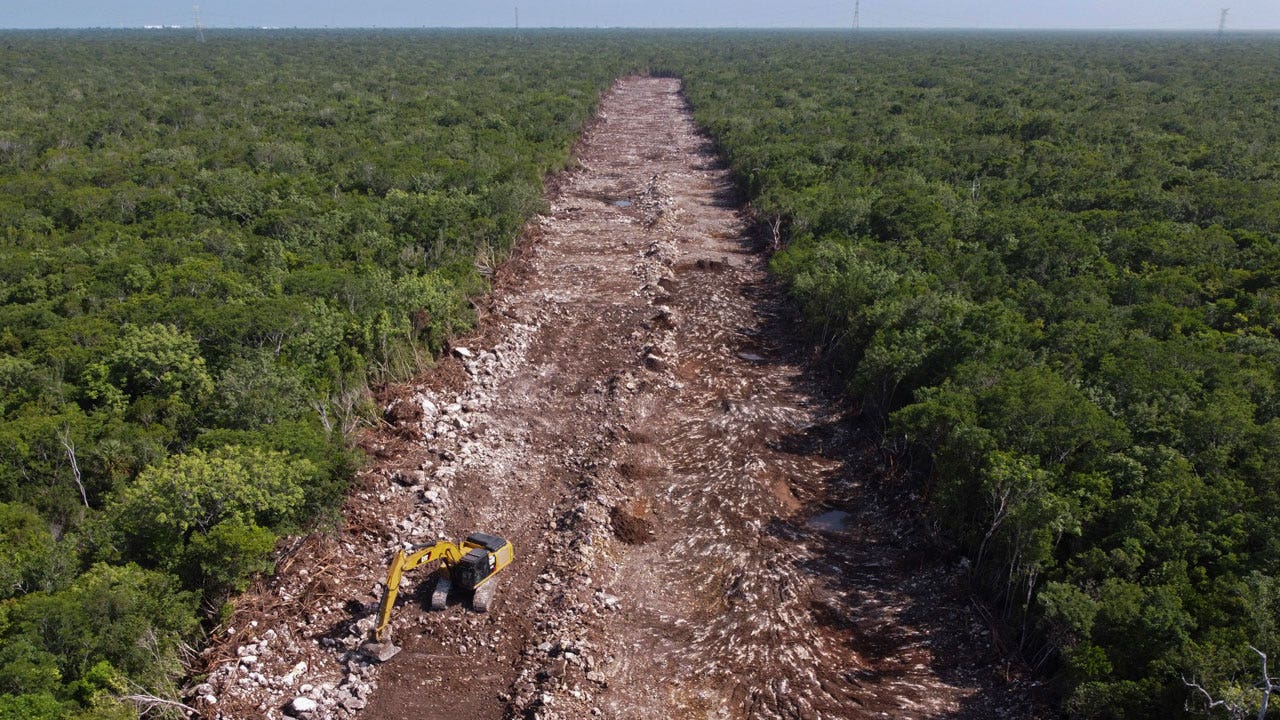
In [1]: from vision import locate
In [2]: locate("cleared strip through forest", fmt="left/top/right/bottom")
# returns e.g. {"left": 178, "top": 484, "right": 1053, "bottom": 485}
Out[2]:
{"left": 202, "top": 76, "right": 1043, "bottom": 720}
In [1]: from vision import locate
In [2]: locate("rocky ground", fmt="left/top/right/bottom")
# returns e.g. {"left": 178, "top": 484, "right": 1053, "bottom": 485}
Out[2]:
{"left": 189, "top": 77, "right": 1048, "bottom": 720}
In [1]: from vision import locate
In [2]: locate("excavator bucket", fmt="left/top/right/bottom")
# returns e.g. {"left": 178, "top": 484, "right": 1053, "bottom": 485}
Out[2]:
{"left": 360, "top": 639, "right": 402, "bottom": 662}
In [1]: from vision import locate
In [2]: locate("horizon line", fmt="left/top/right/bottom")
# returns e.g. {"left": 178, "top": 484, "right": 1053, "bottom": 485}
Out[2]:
{"left": 3, "top": 25, "right": 1279, "bottom": 32}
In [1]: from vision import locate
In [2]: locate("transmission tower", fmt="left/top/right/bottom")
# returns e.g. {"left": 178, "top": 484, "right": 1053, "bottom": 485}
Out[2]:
{"left": 515, "top": 3, "right": 520, "bottom": 29}
{"left": 853, "top": 0, "right": 860, "bottom": 30}
{"left": 193, "top": 4, "right": 206, "bottom": 42}
{"left": 1218, "top": 8, "right": 1229, "bottom": 37}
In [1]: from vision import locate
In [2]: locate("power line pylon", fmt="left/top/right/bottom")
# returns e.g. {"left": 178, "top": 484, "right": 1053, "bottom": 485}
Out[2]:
{"left": 193, "top": 4, "right": 206, "bottom": 42}
{"left": 853, "top": 0, "right": 860, "bottom": 30}
{"left": 1218, "top": 8, "right": 1229, "bottom": 38}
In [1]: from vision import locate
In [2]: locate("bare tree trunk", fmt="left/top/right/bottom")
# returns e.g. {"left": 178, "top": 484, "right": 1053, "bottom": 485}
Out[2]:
{"left": 57, "top": 425, "right": 89, "bottom": 508}
{"left": 1251, "top": 646, "right": 1273, "bottom": 720}
{"left": 974, "top": 488, "right": 1010, "bottom": 576}
{"left": 311, "top": 399, "right": 334, "bottom": 434}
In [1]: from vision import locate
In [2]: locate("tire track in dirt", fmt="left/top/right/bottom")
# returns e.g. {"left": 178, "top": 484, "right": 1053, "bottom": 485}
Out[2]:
{"left": 197, "top": 76, "right": 1044, "bottom": 720}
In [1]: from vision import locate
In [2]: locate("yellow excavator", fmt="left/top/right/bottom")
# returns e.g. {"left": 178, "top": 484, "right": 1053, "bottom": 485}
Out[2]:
{"left": 362, "top": 532, "right": 514, "bottom": 661}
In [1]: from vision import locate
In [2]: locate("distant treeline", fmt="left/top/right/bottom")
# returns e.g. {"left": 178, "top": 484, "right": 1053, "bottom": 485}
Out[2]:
{"left": 679, "top": 32, "right": 1280, "bottom": 720}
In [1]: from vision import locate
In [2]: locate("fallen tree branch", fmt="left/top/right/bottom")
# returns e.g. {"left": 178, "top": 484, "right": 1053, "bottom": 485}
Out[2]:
{"left": 120, "top": 687, "right": 198, "bottom": 718}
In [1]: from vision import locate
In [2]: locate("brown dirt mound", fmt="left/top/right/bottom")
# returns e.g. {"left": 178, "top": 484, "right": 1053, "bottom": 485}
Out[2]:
{"left": 610, "top": 505, "right": 654, "bottom": 545}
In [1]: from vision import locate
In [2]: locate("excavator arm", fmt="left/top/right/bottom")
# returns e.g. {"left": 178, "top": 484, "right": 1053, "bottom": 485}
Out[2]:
{"left": 372, "top": 541, "right": 463, "bottom": 643}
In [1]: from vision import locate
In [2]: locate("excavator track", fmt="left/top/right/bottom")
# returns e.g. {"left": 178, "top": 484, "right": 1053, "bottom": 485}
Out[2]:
{"left": 430, "top": 576, "right": 452, "bottom": 611}
{"left": 472, "top": 579, "right": 498, "bottom": 613}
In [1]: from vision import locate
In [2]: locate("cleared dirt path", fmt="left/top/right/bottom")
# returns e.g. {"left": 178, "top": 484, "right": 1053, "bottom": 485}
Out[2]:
{"left": 198, "top": 77, "right": 1043, "bottom": 720}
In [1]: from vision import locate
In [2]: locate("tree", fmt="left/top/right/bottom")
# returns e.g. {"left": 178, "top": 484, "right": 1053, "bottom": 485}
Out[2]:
{"left": 0, "top": 503, "right": 58, "bottom": 599}
{"left": 107, "top": 445, "right": 311, "bottom": 596}
{"left": 208, "top": 350, "right": 309, "bottom": 430}
{"left": 81, "top": 323, "right": 213, "bottom": 431}
{"left": 0, "top": 563, "right": 197, "bottom": 696}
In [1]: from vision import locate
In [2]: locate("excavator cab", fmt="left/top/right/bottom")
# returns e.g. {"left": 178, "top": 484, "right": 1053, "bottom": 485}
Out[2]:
{"left": 455, "top": 548, "right": 496, "bottom": 589}
{"left": 456, "top": 532, "right": 512, "bottom": 589}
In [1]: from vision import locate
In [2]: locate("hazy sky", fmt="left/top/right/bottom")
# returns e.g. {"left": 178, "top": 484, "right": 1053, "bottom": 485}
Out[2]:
{"left": 1, "top": 0, "right": 1277, "bottom": 31}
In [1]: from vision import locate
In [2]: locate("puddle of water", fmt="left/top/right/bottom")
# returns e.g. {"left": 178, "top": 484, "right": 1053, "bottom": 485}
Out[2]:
{"left": 612, "top": 199, "right": 633, "bottom": 207}
{"left": 736, "top": 351, "right": 765, "bottom": 362}
{"left": 807, "top": 510, "right": 852, "bottom": 533}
